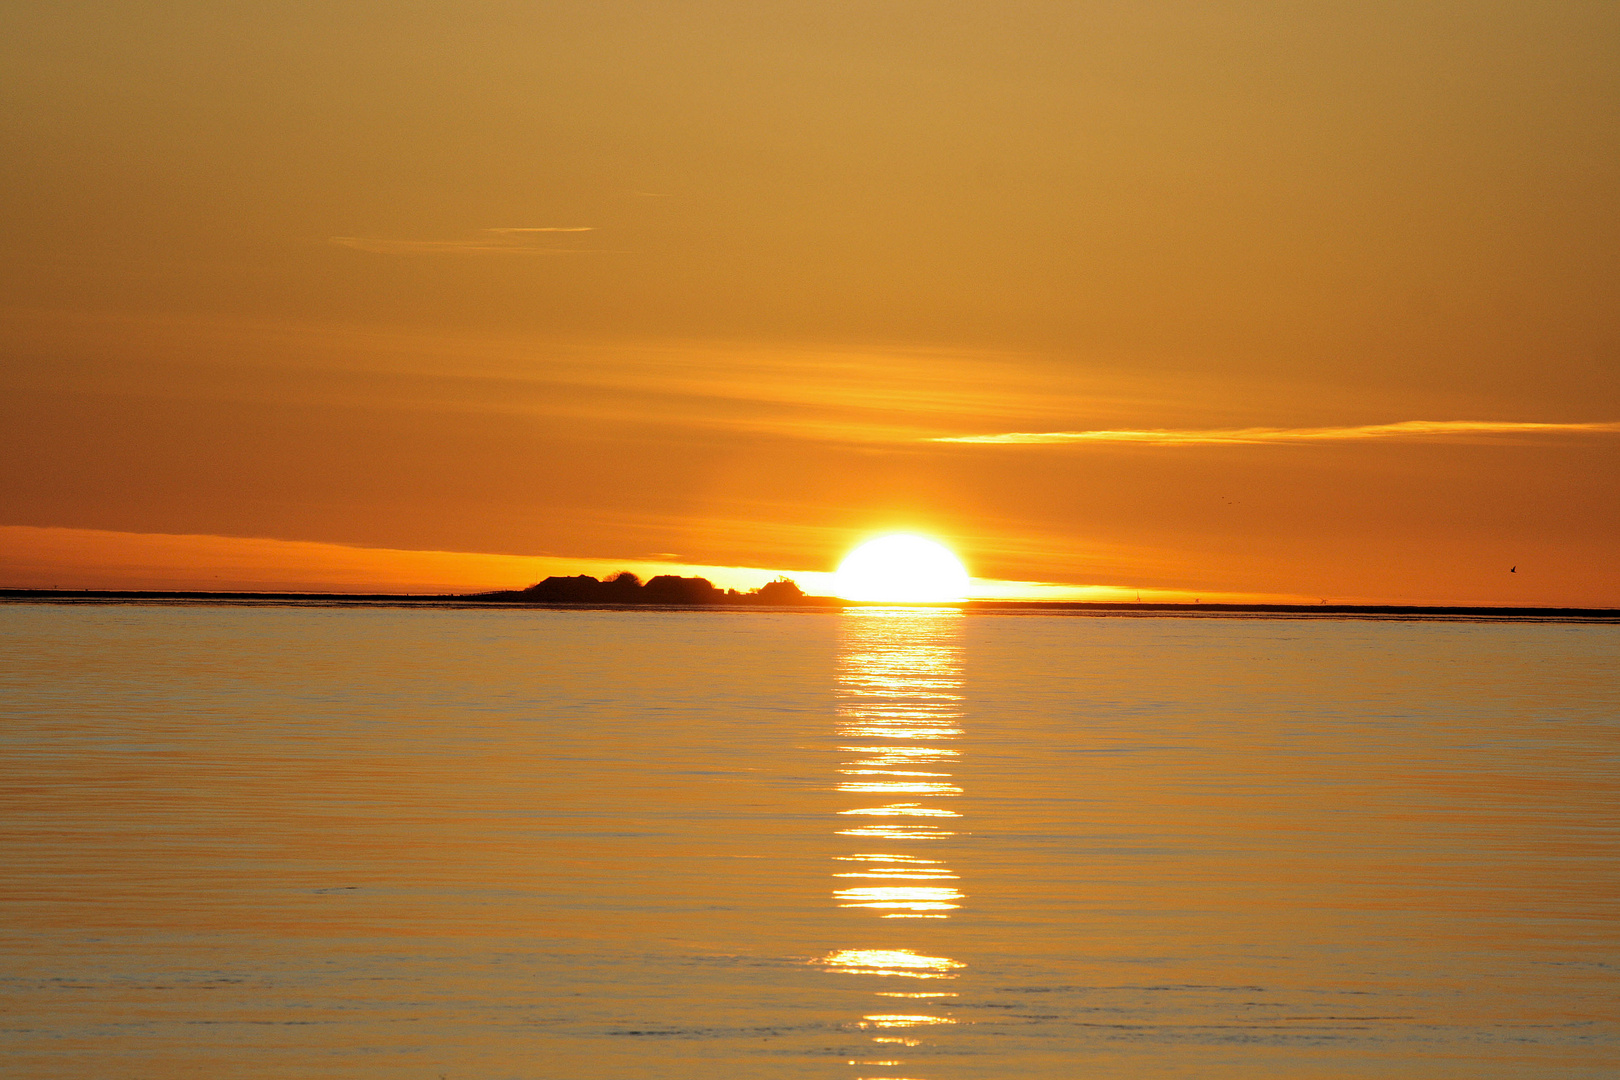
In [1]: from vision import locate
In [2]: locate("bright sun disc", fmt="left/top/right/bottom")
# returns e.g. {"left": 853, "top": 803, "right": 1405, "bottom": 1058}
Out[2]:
{"left": 835, "top": 534, "right": 970, "bottom": 603}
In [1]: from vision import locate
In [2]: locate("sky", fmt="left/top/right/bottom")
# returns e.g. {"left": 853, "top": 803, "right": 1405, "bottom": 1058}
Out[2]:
{"left": 2, "top": 1, "right": 1616, "bottom": 605}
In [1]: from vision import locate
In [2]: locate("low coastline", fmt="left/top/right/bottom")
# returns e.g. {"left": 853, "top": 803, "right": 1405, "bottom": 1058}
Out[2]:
{"left": 2, "top": 588, "right": 1616, "bottom": 622}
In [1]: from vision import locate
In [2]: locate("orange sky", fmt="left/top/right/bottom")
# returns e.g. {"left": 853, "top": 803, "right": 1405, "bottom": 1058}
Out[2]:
{"left": 2, "top": 2, "right": 1616, "bottom": 605}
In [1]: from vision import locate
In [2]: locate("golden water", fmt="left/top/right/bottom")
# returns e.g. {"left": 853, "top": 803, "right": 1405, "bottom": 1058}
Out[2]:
{"left": 1, "top": 603, "right": 1615, "bottom": 1077}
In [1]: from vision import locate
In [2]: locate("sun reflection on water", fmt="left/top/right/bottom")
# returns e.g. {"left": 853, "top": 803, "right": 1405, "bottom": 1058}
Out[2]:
{"left": 837, "top": 826, "right": 954, "bottom": 841}
{"left": 814, "top": 948, "right": 965, "bottom": 977}
{"left": 838, "top": 803, "right": 961, "bottom": 817}
{"left": 834, "top": 870, "right": 958, "bottom": 879}
{"left": 841, "top": 745, "right": 959, "bottom": 762}
{"left": 824, "top": 607, "right": 967, "bottom": 1055}
{"left": 859, "top": 1014, "right": 958, "bottom": 1028}
{"left": 840, "top": 768, "right": 951, "bottom": 776}
{"left": 836, "top": 780, "right": 963, "bottom": 795}
{"left": 876, "top": 992, "right": 958, "bottom": 998}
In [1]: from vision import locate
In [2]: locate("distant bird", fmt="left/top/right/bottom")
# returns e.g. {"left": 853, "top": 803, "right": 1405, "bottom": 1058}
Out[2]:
{"left": 1510, "top": 566, "right": 1517, "bottom": 573}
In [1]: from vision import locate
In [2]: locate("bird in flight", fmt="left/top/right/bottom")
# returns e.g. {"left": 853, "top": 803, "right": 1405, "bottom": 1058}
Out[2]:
{"left": 1509, "top": 566, "right": 1516, "bottom": 573}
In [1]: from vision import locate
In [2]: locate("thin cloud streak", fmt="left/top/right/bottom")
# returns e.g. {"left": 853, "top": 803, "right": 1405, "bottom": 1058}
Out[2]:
{"left": 934, "top": 420, "right": 1620, "bottom": 446}
{"left": 330, "top": 226, "right": 599, "bottom": 256}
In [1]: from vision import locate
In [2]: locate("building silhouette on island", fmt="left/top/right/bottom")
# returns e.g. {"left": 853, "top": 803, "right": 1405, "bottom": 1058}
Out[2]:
{"left": 490, "top": 571, "right": 832, "bottom": 606}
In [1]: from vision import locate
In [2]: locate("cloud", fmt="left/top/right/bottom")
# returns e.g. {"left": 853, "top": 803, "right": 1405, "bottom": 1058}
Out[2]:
{"left": 330, "top": 227, "right": 598, "bottom": 256}
{"left": 933, "top": 420, "right": 1620, "bottom": 446}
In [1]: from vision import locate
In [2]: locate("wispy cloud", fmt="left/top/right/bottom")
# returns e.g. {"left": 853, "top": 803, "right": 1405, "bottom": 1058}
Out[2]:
{"left": 934, "top": 420, "right": 1620, "bottom": 446}
{"left": 330, "top": 227, "right": 599, "bottom": 256}
{"left": 482, "top": 226, "right": 595, "bottom": 234}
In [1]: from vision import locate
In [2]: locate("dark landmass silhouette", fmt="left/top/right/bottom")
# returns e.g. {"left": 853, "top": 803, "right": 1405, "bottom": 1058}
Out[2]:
{"left": 480, "top": 571, "right": 838, "bottom": 606}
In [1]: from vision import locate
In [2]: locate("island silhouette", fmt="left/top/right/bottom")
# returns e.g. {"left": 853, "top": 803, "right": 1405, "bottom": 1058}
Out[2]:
{"left": 483, "top": 571, "right": 837, "bottom": 606}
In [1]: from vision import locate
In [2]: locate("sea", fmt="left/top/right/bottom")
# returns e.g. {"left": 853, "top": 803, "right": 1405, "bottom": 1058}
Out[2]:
{"left": 1, "top": 602, "right": 1615, "bottom": 1079}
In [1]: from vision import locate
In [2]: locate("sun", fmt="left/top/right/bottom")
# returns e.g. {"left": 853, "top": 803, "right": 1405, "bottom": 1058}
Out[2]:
{"left": 834, "top": 534, "right": 971, "bottom": 603}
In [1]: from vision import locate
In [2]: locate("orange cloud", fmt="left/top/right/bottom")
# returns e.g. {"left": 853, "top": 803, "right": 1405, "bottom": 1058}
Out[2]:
{"left": 934, "top": 420, "right": 1620, "bottom": 446}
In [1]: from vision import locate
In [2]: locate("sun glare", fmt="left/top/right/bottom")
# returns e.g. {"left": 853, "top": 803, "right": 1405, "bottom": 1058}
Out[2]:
{"left": 834, "top": 534, "right": 970, "bottom": 603}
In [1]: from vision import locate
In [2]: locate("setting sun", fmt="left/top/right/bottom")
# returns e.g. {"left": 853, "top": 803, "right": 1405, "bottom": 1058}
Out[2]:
{"left": 834, "top": 535, "right": 971, "bottom": 603}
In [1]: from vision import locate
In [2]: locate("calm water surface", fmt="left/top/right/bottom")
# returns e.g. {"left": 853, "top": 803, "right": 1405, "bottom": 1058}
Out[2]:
{"left": 1, "top": 604, "right": 1615, "bottom": 1079}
